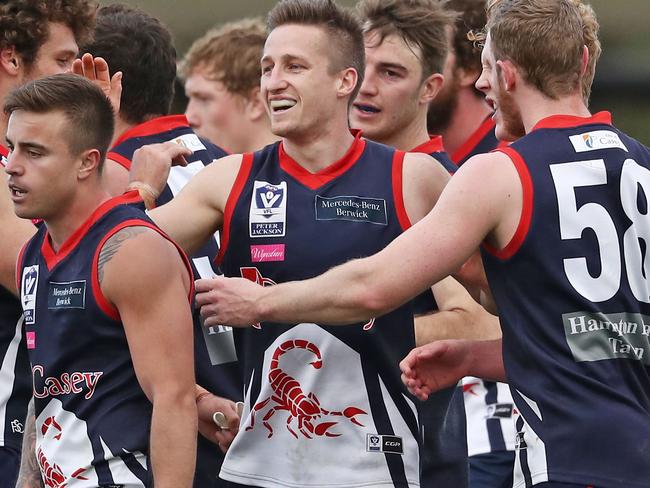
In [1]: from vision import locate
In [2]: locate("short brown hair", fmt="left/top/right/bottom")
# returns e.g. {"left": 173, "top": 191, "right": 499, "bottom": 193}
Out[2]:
{"left": 0, "top": 0, "right": 96, "bottom": 67}
{"left": 357, "top": 0, "right": 456, "bottom": 78}
{"left": 267, "top": 0, "right": 365, "bottom": 101}
{"left": 4, "top": 74, "right": 114, "bottom": 167}
{"left": 180, "top": 18, "right": 267, "bottom": 98}
{"left": 486, "top": 0, "right": 586, "bottom": 99}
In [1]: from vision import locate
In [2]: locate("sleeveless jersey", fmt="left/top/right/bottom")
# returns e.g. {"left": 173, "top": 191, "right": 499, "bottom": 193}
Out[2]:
{"left": 18, "top": 192, "right": 192, "bottom": 487}
{"left": 451, "top": 116, "right": 507, "bottom": 166}
{"left": 0, "top": 143, "right": 32, "bottom": 452}
{"left": 109, "top": 116, "right": 241, "bottom": 488}
{"left": 482, "top": 112, "right": 650, "bottom": 488}
{"left": 218, "top": 133, "right": 421, "bottom": 488}
{"left": 410, "top": 137, "right": 468, "bottom": 487}
{"left": 445, "top": 119, "right": 518, "bottom": 457}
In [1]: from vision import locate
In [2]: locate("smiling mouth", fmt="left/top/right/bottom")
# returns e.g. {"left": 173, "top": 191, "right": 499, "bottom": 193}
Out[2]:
{"left": 8, "top": 183, "right": 27, "bottom": 198}
{"left": 354, "top": 103, "right": 381, "bottom": 114}
{"left": 269, "top": 99, "right": 297, "bottom": 113}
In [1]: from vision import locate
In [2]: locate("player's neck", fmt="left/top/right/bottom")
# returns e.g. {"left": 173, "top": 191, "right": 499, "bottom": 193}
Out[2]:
{"left": 113, "top": 117, "right": 135, "bottom": 147}
{"left": 45, "top": 184, "right": 112, "bottom": 252}
{"left": 520, "top": 89, "right": 590, "bottom": 134}
{"left": 246, "top": 122, "right": 279, "bottom": 153}
{"left": 438, "top": 90, "right": 493, "bottom": 157}
{"left": 376, "top": 115, "right": 430, "bottom": 152}
{"left": 282, "top": 120, "right": 355, "bottom": 173}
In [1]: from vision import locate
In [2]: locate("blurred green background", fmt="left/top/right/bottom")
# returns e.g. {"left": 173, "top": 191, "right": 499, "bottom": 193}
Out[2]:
{"left": 100, "top": 0, "right": 650, "bottom": 144}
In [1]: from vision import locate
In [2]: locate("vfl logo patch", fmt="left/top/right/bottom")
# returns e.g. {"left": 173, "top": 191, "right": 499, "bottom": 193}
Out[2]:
{"left": 366, "top": 434, "right": 404, "bottom": 454}
{"left": 48, "top": 281, "right": 86, "bottom": 310}
{"left": 250, "top": 244, "right": 285, "bottom": 263}
{"left": 486, "top": 402, "right": 514, "bottom": 419}
{"left": 167, "top": 133, "right": 206, "bottom": 153}
{"left": 315, "top": 195, "right": 388, "bottom": 225}
{"left": 515, "top": 431, "right": 527, "bottom": 450}
{"left": 249, "top": 181, "right": 287, "bottom": 238}
{"left": 21, "top": 265, "right": 39, "bottom": 325}
{"left": 569, "top": 130, "right": 628, "bottom": 153}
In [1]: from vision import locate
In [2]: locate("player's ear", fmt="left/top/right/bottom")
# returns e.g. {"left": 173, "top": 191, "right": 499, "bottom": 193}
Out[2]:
{"left": 0, "top": 46, "right": 21, "bottom": 77}
{"left": 336, "top": 67, "right": 358, "bottom": 100}
{"left": 78, "top": 148, "right": 102, "bottom": 180}
{"left": 420, "top": 72, "right": 444, "bottom": 105}
{"left": 496, "top": 59, "right": 517, "bottom": 92}
{"left": 245, "top": 87, "right": 267, "bottom": 122}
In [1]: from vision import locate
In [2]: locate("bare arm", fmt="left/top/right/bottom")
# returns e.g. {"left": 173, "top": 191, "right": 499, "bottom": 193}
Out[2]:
{"left": 415, "top": 277, "right": 501, "bottom": 346}
{"left": 197, "top": 151, "right": 521, "bottom": 327}
{"left": 0, "top": 178, "right": 35, "bottom": 294}
{"left": 14, "top": 398, "right": 43, "bottom": 488}
{"left": 100, "top": 227, "right": 197, "bottom": 488}
{"left": 131, "top": 147, "right": 242, "bottom": 255}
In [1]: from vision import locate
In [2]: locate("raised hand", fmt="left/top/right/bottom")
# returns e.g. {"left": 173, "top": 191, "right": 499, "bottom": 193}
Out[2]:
{"left": 72, "top": 53, "right": 123, "bottom": 114}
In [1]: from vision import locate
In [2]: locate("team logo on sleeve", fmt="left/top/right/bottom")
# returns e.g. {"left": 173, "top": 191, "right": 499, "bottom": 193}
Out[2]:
{"left": 21, "top": 265, "right": 39, "bottom": 324}
{"left": 249, "top": 181, "right": 287, "bottom": 238}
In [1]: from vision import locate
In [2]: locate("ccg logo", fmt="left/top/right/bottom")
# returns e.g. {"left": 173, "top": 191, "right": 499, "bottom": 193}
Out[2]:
{"left": 366, "top": 434, "right": 404, "bottom": 455}
{"left": 249, "top": 181, "right": 287, "bottom": 238}
{"left": 21, "top": 265, "right": 39, "bottom": 325}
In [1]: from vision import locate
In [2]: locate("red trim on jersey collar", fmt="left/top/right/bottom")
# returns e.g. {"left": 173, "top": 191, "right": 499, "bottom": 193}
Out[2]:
{"left": 452, "top": 116, "right": 496, "bottom": 164}
{"left": 482, "top": 147, "right": 533, "bottom": 260}
{"left": 40, "top": 191, "right": 143, "bottom": 270}
{"left": 410, "top": 135, "right": 445, "bottom": 155}
{"left": 112, "top": 115, "right": 190, "bottom": 148}
{"left": 531, "top": 111, "right": 612, "bottom": 132}
{"left": 391, "top": 150, "right": 411, "bottom": 231}
{"left": 278, "top": 130, "right": 366, "bottom": 190}
{"left": 106, "top": 151, "right": 134, "bottom": 171}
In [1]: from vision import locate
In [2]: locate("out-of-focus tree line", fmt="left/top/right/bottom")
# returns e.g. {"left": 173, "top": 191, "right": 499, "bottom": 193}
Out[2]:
{"left": 102, "top": 0, "right": 650, "bottom": 144}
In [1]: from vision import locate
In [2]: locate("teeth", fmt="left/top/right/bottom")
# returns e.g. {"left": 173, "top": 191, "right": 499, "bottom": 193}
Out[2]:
{"left": 356, "top": 104, "right": 380, "bottom": 114}
{"left": 270, "top": 100, "right": 296, "bottom": 111}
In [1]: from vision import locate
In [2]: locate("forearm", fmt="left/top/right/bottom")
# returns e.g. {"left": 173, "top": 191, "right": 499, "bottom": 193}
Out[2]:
{"left": 258, "top": 258, "right": 395, "bottom": 325}
{"left": 150, "top": 392, "right": 197, "bottom": 488}
{"left": 466, "top": 339, "right": 506, "bottom": 382}
{"left": 15, "top": 398, "right": 43, "bottom": 488}
{"left": 415, "top": 308, "right": 501, "bottom": 346}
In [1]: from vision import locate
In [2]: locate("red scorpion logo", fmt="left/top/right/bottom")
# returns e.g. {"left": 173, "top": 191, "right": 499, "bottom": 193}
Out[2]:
{"left": 247, "top": 339, "right": 367, "bottom": 439}
{"left": 37, "top": 416, "right": 88, "bottom": 488}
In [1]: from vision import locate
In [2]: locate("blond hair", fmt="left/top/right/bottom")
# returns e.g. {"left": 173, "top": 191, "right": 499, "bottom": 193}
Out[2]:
{"left": 180, "top": 18, "right": 267, "bottom": 97}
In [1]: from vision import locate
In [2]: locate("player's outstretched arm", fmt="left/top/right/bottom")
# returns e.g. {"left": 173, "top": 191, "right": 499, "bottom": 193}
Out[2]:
{"left": 197, "top": 151, "right": 520, "bottom": 327}
{"left": 400, "top": 339, "right": 506, "bottom": 401}
{"left": 99, "top": 226, "right": 197, "bottom": 488}
{"left": 131, "top": 147, "right": 242, "bottom": 255}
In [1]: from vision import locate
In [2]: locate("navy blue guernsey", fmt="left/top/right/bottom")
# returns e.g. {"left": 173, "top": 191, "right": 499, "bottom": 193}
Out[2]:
{"left": 410, "top": 137, "right": 468, "bottom": 488}
{"left": 17, "top": 193, "right": 192, "bottom": 487}
{"left": 109, "top": 116, "right": 241, "bottom": 488}
{"left": 452, "top": 116, "right": 507, "bottom": 166}
{"left": 448, "top": 119, "right": 518, "bottom": 460}
{"left": 217, "top": 133, "right": 421, "bottom": 488}
{"left": 481, "top": 112, "right": 650, "bottom": 488}
{"left": 0, "top": 145, "right": 31, "bottom": 453}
